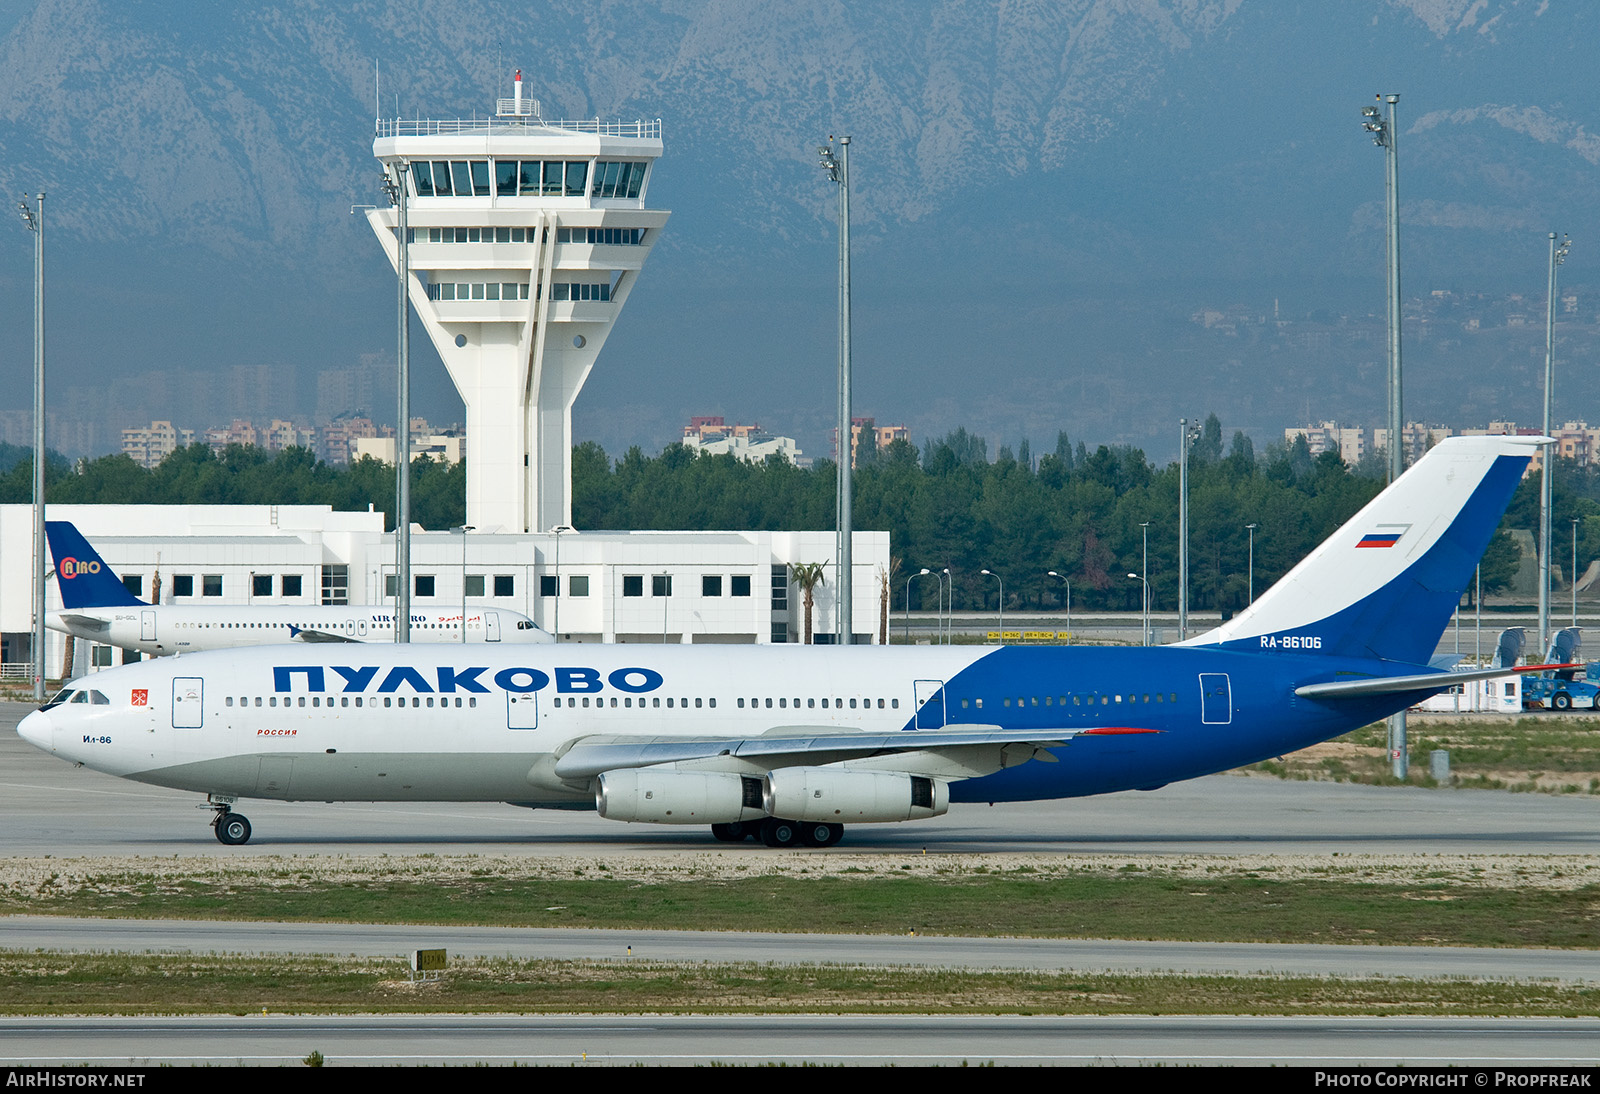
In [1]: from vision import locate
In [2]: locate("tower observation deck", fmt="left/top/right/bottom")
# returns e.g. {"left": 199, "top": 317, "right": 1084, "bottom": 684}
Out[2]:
{"left": 368, "top": 72, "right": 667, "bottom": 532}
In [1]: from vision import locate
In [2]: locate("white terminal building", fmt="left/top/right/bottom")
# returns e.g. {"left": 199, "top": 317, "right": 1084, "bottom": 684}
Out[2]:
{"left": 0, "top": 74, "right": 886, "bottom": 681}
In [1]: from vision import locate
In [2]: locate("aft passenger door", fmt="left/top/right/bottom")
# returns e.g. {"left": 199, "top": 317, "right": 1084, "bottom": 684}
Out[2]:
{"left": 1199, "top": 673, "right": 1232, "bottom": 725}
{"left": 912, "top": 679, "right": 945, "bottom": 729}
{"left": 141, "top": 611, "right": 156, "bottom": 642}
{"left": 485, "top": 611, "right": 501, "bottom": 642}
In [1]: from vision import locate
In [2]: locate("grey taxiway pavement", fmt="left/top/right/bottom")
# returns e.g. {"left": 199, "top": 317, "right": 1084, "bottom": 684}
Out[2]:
{"left": 5, "top": 701, "right": 1600, "bottom": 1065}
{"left": 3, "top": 702, "right": 1598, "bottom": 856}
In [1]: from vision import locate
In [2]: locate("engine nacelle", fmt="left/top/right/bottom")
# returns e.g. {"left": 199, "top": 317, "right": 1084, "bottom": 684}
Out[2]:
{"left": 595, "top": 769, "right": 765, "bottom": 824}
{"left": 763, "top": 768, "right": 949, "bottom": 823}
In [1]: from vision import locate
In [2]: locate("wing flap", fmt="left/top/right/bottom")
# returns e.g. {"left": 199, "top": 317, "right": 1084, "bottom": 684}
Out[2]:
{"left": 552, "top": 726, "right": 1078, "bottom": 780}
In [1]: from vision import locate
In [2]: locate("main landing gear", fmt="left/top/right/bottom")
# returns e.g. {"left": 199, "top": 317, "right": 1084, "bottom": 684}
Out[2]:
{"left": 209, "top": 803, "right": 252, "bottom": 846}
{"left": 711, "top": 819, "right": 843, "bottom": 848}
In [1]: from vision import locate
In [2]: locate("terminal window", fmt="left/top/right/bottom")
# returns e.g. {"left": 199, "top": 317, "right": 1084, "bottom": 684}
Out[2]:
{"left": 703, "top": 575, "right": 722, "bottom": 597}
{"left": 415, "top": 575, "right": 436, "bottom": 597}
{"left": 652, "top": 575, "right": 672, "bottom": 597}
{"left": 494, "top": 575, "right": 514, "bottom": 597}
{"left": 172, "top": 575, "right": 194, "bottom": 597}
{"left": 321, "top": 565, "right": 349, "bottom": 605}
{"left": 465, "top": 575, "right": 485, "bottom": 598}
{"left": 281, "top": 574, "right": 302, "bottom": 597}
{"left": 569, "top": 575, "right": 590, "bottom": 597}
{"left": 731, "top": 575, "right": 751, "bottom": 597}
{"left": 122, "top": 575, "right": 143, "bottom": 597}
{"left": 623, "top": 575, "right": 643, "bottom": 597}
{"left": 202, "top": 575, "right": 223, "bottom": 597}
{"left": 252, "top": 575, "right": 272, "bottom": 597}
{"left": 540, "top": 576, "right": 558, "bottom": 598}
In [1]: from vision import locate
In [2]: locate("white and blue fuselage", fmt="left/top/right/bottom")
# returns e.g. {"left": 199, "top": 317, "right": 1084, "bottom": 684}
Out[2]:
{"left": 18, "top": 436, "right": 1548, "bottom": 846}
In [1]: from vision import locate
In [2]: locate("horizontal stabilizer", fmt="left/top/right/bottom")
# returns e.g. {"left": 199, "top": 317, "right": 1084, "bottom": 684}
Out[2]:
{"left": 1295, "top": 662, "right": 1578, "bottom": 700}
{"left": 55, "top": 614, "right": 111, "bottom": 633}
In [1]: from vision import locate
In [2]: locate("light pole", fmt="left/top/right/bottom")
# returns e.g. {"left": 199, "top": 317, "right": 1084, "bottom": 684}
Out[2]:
{"left": 1178, "top": 418, "right": 1198, "bottom": 640}
{"left": 907, "top": 569, "right": 935, "bottom": 644}
{"left": 381, "top": 163, "right": 413, "bottom": 642}
{"left": 819, "top": 136, "right": 853, "bottom": 644}
{"left": 1047, "top": 571, "right": 1072, "bottom": 641}
{"left": 1128, "top": 574, "right": 1150, "bottom": 647}
{"left": 1540, "top": 231, "right": 1572, "bottom": 658}
{"left": 457, "top": 525, "right": 474, "bottom": 644}
{"left": 18, "top": 192, "right": 44, "bottom": 699}
{"left": 1140, "top": 522, "right": 1151, "bottom": 645}
{"left": 981, "top": 570, "right": 1004, "bottom": 641}
{"left": 942, "top": 568, "right": 951, "bottom": 644}
{"left": 1364, "top": 93, "right": 1405, "bottom": 780}
{"left": 1246, "top": 523, "right": 1258, "bottom": 605}
{"left": 1363, "top": 93, "right": 1403, "bottom": 484}
{"left": 1573, "top": 517, "right": 1582, "bottom": 629}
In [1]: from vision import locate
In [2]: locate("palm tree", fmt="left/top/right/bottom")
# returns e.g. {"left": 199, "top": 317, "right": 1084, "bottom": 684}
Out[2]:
{"left": 789, "top": 561, "right": 826, "bottom": 644}
{"left": 878, "top": 556, "right": 902, "bottom": 646}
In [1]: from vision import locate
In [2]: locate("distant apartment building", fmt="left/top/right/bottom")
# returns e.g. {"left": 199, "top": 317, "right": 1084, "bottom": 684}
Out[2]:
{"left": 1373, "top": 423, "right": 1454, "bottom": 466}
{"left": 1284, "top": 421, "right": 1366, "bottom": 466}
{"left": 680, "top": 416, "right": 805, "bottom": 466}
{"left": 351, "top": 419, "right": 464, "bottom": 465}
{"left": 830, "top": 417, "right": 910, "bottom": 468}
{"left": 318, "top": 416, "right": 382, "bottom": 466}
{"left": 120, "top": 420, "right": 195, "bottom": 469}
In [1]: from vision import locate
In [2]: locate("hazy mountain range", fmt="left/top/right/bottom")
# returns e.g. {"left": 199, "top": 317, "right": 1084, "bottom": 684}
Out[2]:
{"left": 0, "top": 0, "right": 1592, "bottom": 464}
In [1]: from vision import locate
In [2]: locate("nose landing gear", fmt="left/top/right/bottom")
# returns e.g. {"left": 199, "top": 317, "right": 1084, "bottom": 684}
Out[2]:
{"left": 206, "top": 798, "right": 252, "bottom": 845}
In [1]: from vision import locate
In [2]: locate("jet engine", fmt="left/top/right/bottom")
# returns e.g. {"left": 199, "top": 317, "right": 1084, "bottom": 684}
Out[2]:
{"left": 763, "top": 767, "right": 949, "bottom": 823}
{"left": 595, "top": 769, "right": 765, "bottom": 824}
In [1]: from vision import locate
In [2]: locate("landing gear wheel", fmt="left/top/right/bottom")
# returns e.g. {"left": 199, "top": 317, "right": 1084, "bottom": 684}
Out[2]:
{"left": 1554, "top": 692, "right": 1573, "bottom": 711}
{"left": 711, "top": 822, "right": 751, "bottom": 842}
{"left": 800, "top": 822, "right": 844, "bottom": 848}
{"left": 760, "top": 817, "right": 799, "bottom": 847}
{"left": 214, "top": 812, "right": 252, "bottom": 846}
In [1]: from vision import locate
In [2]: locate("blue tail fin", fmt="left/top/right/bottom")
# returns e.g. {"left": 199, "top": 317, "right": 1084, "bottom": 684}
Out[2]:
{"left": 46, "top": 521, "right": 146, "bottom": 609}
{"left": 1185, "top": 436, "right": 1541, "bottom": 665}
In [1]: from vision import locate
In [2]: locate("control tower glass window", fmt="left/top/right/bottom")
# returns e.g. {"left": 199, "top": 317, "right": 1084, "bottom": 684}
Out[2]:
{"left": 594, "top": 162, "right": 646, "bottom": 199}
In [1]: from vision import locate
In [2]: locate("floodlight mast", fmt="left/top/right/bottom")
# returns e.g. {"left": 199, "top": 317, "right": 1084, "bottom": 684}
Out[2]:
{"left": 1365, "top": 92, "right": 1406, "bottom": 779}
{"left": 1539, "top": 231, "right": 1572, "bottom": 660}
{"left": 819, "top": 135, "right": 853, "bottom": 644}
{"left": 17, "top": 193, "right": 44, "bottom": 699}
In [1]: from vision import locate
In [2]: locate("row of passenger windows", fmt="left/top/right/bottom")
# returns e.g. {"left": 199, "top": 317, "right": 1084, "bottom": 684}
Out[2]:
{"left": 960, "top": 693, "right": 1179, "bottom": 708}
{"left": 422, "top": 281, "right": 613, "bottom": 303}
{"left": 408, "top": 159, "right": 646, "bottom": 200}
{"left": 227, "top": 695, "right": 479, "bottom": 709}
{"left": 544, "top": 696, "right": 901, "bottom": 710}
{"left": 405, "top": 226, "right": 646, "bottom": 246}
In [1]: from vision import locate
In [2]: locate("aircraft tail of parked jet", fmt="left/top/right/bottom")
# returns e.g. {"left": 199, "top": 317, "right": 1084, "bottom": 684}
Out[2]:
{"left": 1185, "top": 437, "right": 1536, "bottom": 667}
{"left": 45, "top": 521, "right": 146, "bottom": 609}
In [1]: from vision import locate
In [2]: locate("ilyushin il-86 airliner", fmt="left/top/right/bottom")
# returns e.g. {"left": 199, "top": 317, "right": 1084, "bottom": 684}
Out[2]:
{"left": 43, "top": 520, "right": 551, "bottom": 654}
{"left": 20, "top": 436, "right": 1554, "bottom": 848}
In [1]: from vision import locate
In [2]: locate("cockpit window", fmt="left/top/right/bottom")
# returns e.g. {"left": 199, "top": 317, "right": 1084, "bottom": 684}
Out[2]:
{"left": 70, "top": 691, "right": 89, "bottom": 703}
{"left": 87, "top": 690, "right": 109, "bottom": 705}
{"left": 42, "top": 688, "right": 74, "bottom": 710}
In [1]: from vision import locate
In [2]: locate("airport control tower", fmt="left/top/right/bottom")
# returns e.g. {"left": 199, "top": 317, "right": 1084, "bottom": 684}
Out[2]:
{"left": 368, "top": 72, "right": 667, "bottom": 532}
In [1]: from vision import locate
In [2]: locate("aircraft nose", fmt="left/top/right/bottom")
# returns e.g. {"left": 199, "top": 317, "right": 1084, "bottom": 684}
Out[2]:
{"left": 17, "top": 709, "right": 54, "bottom": 752}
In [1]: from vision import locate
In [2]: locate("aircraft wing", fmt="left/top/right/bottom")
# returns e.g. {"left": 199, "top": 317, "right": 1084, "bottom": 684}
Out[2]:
{"left": 55, "top": 614, "right": 111, "bottom": 634}
{"left": 552, "top": 725, "right": 1156, "bottom": 780}
{"left": 287, "top": 626, "right": 361, "bottom": 644}
{"left": 1294, "top": 662, "right": 1579, "bottom": 700}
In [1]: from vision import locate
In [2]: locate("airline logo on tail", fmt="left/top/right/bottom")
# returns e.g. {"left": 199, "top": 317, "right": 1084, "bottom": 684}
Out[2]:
{"left": 1355, "top": 524, "right": 1410, "bottom": 549}
{"left": 56, "top": 557, "right": 102, "bottom": 578}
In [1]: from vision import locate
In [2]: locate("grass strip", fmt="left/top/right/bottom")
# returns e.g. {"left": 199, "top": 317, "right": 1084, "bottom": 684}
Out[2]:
{"left": 4, "top": 950, "right": 1597, "bottom": 1017}
{"left": 7, "top": 868, "right": 1600, "bottom": 949}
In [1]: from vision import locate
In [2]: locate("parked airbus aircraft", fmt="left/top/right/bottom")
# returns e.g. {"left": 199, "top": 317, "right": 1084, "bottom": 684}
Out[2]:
{"left": 20, "top": 437, "right": 1550, "bottom": 847}
{"left": 44, "top": 520, "right": 551, "bottom": 656}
